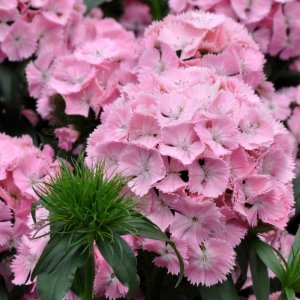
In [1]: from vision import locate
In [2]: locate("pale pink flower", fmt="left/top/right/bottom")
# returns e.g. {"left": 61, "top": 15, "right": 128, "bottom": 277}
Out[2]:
{"left": 49, "top": 56, "right": 96, "bottom": 95}
{"left": 230, "top": 0, "right": 272, "bottom": 24}
{"left": 185, "top": 238, "right": 235, "bottom": 286}
{"left": 147, "top": 190, "right": 178, "bottom": 231}
{"left": 189, "top": 156, "right": 230, "bottom": 197}
{"left": 0, "top": 0, "right": 18, "bottom": 10}
{"left": 94, "top": 255, "right": 128, "bottom": 300}
{"left": 26, "top": 54, "right": 55, "bottom": 99}
{"left": 119, "top": 145, "right": 166, "bottom": 196}
{"left": 42, "top": 0, "right": 76, "bottom": 26}
{"left": 288, "top": 107, "right": 300, "bottom": 141}
{"left": 2, "top": 20, "right": 37, "bottom": 61}
{"left": 160, "top": 123, "right": 205, "bottom": 165}
{"left": 74, "top": 38, "right": 121, "bottom": 65}
{"left": 13, "top": 156, "right": 48, "bottom": 198}
{"left": 258, "top": 149, "right": 295, "bottom": 184}
{"left": 238, "top": 109, "right": 274, "bottom": 150}
{"left": 64, "top": 80, "right": 103, "bottom": 117}
{"left": 143, "top": 238, "right": 188, "bottom": 275}
{"left": 195, "top": 117, "right": 240, "bottom": 156}
{"left": 170, "top": 197, "right": 222, "bottom": 244}
{"left": 155, "top": 156, "right": 188, "bottom": 193}
{"left": 0, "top": 201, "right": 13, "bottom": 246}
{"left": 128, "top": 112, "right": 161, "bottom": 148}
{"left": 54, "top": 126, "right": 80, "bottom": 152}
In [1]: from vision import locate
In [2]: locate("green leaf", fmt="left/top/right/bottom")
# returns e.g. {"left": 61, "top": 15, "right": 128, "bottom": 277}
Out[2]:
{"left": 285, "top": 287, "right": 295, "bottom": 300}
{"left": 0, "top": 275, "right": 8, "bottom": 300}
{"left": 84, "top": 0, "right": 105, "bottom": 12}
{"left": 37, "top": 246, "right": 86, "bottom": 300}
{"left": 96, "top": 234, "right": 139, "bottom": 298}
{"left": 32, "top": 234, "right": 82, "bottom": 279}
{"left": 200, "top": 276, "right": 239, "bottom": 300}
{"left": 253, "top": 240, "right": 285, "bottom": 283}
{"left": 288, "top": 227, "right": 300, "bottom": 264}
{"left": 249, "top": 245, "right": 270, "bottom": 300}
{"left": 293, "top": 175, "right": 300, "bottom": 215}
{"left": 235, "top": 239, "right": 249, "bottom": 290}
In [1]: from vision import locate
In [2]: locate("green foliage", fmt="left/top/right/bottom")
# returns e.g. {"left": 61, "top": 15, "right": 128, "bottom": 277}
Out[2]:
{"left": 32, "top": 158, "right": 183, "bottom": 299}
{"left": 253, "top": 228, "right": 300, "bottom": 300}
{"left": 249, "top": 243, "right": 270, "bottom": 300}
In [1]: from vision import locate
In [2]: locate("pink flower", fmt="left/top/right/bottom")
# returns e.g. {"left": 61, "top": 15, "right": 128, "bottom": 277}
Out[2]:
{"left": 238, "top": 109, "right": 274, "bottom": 150}
{"left": 257, "top": 149, "right": 295, "bottom": 184}
{"left": 170, "top": 196, "right": 222, "bottom": 244}
{"left": 94, "top": 255, "right": 128, "bottom": 300}
{"left": 1, "top": 20, "right": 37, "bottom": 61}
{"left": 288, "top": 107, "right": 300, "bottom": 141}
{"left": 147, "top": 190, "right": 178, "bottom": 231}
{"left": 185, "top": 238, "right": 235, "bottom": 286}
{"left": 49, "top": 56, "right": 96, "bottom": 95}
{"left": 26, "top": 54, "right": 54, "bottom": 98}
{"left": 119, "top": 145, "right": 166, "bottom": 196}
{"left": 128, "top": 112, "right": 161, "bottom": 148}
{"left": 155, "top": 156, "right": 188, "bottom": 193}
{"left": 230, "top": 0, "right": 272, "bottom": 24}
{"left": 54, "top": 126, "right": 80, "bottom": 152}
{"left": 195, "top": 117, "right": 240, "bottom": 155}
{"left": 0, "top": 0, "right": 18, "bottom": 10}
{"left": 160, "top": 123, "right": 205, "bottom": 165}
{"left": 42, "top": 0, "right": 76, "bottom": 26}
{"left": 0, "top": 201, "right": 13, "bottom": 246}
{"left": 13, "top": 155, "right": 49, "bottom": 198}
{"left": 143, "top": 238, "right": 188, "bottom": 275}
{"left": 189, "top": 156, "right": 230, "bottom": 197}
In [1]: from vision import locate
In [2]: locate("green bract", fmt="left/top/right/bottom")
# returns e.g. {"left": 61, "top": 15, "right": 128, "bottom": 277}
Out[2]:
{"left": 32, "top": 158, "right": 184, "bottom": 300}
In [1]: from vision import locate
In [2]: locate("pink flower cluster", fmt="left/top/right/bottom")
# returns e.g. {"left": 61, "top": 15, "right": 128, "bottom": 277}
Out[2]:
{"left": 86, "top": 11, "right": 296, "bottom": 291}
{"left": 0, "top": 0, "right": 141, "bottom": 152}
{"left": 168, "top": 0, "right": 300, "bottom": 60}
{"left": 264, "top": 85, "right": 300, "bottom": 173}
{"left": 0, "top": 134, "right": 57, "bottom": 290}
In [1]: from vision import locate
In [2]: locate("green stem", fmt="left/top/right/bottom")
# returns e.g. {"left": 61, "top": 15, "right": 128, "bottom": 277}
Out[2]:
{"left": 82, "top": 249, "right": 95, "bottom": 300}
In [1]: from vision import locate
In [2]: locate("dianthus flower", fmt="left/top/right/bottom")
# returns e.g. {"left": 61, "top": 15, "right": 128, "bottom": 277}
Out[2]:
{"left": 86, "top": 11, "right": 295, "bottom": 289}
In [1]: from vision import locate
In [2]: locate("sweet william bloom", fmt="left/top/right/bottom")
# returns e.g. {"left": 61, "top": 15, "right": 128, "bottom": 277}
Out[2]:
{"left": 49, "top": 56, "right": 96, "bottom": 95}
{"left": 0, "top": 0, "right": 18, "bottom": 10}
{"left": 143, "top": 238, "right": 188, "bottom": 275}
{"left": 185, "top": 238, "right": 235, "bottom": 286}
{"left": 54, "top": 126, "right": 80, "bottom": 152}
{"left": 119, "top": 145, "right": 166, "bottom": 196}
{"left": 0, "top": 201, "right": 13, "bottom": 246}
{"left": 128, "top": 112, "right": 161, "bottom": 148}
{"left": 42, "top": 0, "right": 76, "bottom": 26}
{"left": 94, "top": 255, "right": 128, "bottom": 300}
{"left": 160, "top": 123, "right": 205, "bottom": 165}
{"left": 189, "top": 156, "right": 230, "bottom": 197}
{"left": 155, "top": 156, "right": 188, "bottom": 193}
{"left": 147, "top": 190, "right": 178, "bottom": 231}
{"left": 170, "top": 196, "right": 222, "bottom": 244}
{"left": 195, "top": 117, "right": 240, "bottom": 156}
{"left": 1, "top": 20, "right": 37, "bottom": 61}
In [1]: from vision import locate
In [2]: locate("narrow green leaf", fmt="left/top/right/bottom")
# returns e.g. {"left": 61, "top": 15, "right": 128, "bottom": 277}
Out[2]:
{"left": 253, "top": 240, "right": 285, "bottom": 283}
{"left": 285, "top": 287, "right": 295, "bottom": 300}
{"left": 236, "top": 239, "right": 249, "bottom": 289}
{"left": 84, "top": 0, "right": 105, "bottom": 12}
{"left": 37, "top": 247, "right": 86, "bottom": 300}
{"left": 249, "top": 245, "right": 270, "bottom": 300}
{"left": 96, "top": 234, "right": 139, "bottom": 297}
{"left": 288, "top": 226, "right": 300, "bottom": 264}
{"left": 131, "top": 217, "right": 169, "bottom": 241}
